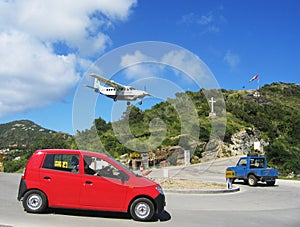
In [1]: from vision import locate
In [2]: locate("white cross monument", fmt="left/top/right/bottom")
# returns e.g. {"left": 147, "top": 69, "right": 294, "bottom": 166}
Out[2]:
{"left": 209, "top": 97, "right": 216, "bottom": 117}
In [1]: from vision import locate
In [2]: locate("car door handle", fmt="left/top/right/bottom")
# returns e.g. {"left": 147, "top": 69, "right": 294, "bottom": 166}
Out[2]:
{"left": 85, "top": 181, "right": 93, "bottom": 185}
{"left": 44, "top": 176, "right": 51, "bottom": 180}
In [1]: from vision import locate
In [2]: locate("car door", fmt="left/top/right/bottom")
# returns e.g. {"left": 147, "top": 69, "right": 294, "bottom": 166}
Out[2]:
{"left": 234, "top": 158, "right": 247, "bottom": 178}
{"left": 39, "top": 153, "right": 82, "bottom": 207}
{"left": 79, "top": 155, "right": 128, "bottom": 211}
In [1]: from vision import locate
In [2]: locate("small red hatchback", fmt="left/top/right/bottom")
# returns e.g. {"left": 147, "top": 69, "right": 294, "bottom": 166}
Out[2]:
{"left": 17, "top": 149, "right": 165, "bottom": 221}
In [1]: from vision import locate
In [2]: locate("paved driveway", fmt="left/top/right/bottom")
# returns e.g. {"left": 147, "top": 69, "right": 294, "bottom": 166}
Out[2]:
{"left": 1, "top": 157, "right": 300, "bottom": 227}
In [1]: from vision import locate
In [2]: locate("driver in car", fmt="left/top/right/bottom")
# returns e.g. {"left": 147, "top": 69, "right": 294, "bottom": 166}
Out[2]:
{"left": 83, "top": 156, "right": 96, "bottom": 175}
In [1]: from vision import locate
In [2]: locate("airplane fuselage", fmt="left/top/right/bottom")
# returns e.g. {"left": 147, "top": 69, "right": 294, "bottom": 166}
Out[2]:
{"left": 86, "top": 73, "right": 151, "bottom": 104}
{"left": 98, "top": 86, "right": 148, "bottom": 101}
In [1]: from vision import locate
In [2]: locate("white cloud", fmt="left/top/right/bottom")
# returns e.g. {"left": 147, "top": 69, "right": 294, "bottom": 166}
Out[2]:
{"left": 118, "top": 49, "right": 216, "bottom": 88}
{"left": 119, "top": 49, "right": 203, "bottom": 83}
{"left": 120, "top": 50, "right": 157, "bottom": 80}
{"left": 197, "top": 12, "right": 213, "bottom": 25}
{"left": 121, "top": 50, "right": 153, "bottom": 66}
{"left": 161, "top": 50, "right": 211, "bottom": 84}
{"left": 0, "top": 0, "right": 137, "bottom": 56}
{"left": 0, "top": 0, "right": 136, "bottom": 118}
{"left": 224, "top": 50, "right": 240, "bottom": 70}
{"left": 179, "top": 6, "right": 226, "bottom": 35}
{"left": 0, "top": 30, "right": 79, "bottom": 117}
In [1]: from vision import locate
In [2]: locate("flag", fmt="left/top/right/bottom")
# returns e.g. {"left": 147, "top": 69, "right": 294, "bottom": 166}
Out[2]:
{"left": 249, "top": 75, "right": 259, "bottom": 82}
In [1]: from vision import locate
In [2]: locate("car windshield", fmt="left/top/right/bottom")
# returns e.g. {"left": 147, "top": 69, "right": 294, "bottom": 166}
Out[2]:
{"left": 83, "top": 155, "right": 139, "bottom": 178}
{"left": 108, "top": 156, "right": 140, "bottom": 177}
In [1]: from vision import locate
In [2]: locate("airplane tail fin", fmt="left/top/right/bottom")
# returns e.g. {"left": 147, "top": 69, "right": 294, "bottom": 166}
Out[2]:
{"left": 94, "top": 78, "right": 102, "bottom": 89}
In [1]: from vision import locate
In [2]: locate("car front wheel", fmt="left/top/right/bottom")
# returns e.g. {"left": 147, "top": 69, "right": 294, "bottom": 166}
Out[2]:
{"left": 130, "top": 198, "right": 155, "bottom": 221}
{"left": 23, "top": 190, "right": 48, "bottom": 213}
{"left": 248, "top": 175, "right": 257, "bottom": 186}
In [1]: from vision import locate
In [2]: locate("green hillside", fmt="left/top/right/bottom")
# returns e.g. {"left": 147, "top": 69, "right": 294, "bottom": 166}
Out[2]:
{"left": 74, "top": 82, "right": 300, "bottom": 176}
{"left": 0, "top": 120, "right": 74, "bottom": 172}
{"left": 0, "top": 120, "right": 55, "bottom": 148}
{"left": 1, "top": 82, "right": 299, "bottom": 176}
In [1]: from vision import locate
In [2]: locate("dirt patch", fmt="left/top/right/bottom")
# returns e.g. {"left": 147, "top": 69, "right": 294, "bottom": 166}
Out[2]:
{"left": 153, "top": 178, "right": 227, "bottom": 190}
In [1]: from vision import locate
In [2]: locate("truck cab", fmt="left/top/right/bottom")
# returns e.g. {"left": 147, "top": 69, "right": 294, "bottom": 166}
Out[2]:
{"left": 226, "top": 155, "right": 278, "bottom": 186}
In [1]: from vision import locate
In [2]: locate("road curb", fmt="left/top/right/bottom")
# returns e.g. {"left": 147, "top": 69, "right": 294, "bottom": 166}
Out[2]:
{"left": 164, "top": 186, "right": 240, "bottom": 194}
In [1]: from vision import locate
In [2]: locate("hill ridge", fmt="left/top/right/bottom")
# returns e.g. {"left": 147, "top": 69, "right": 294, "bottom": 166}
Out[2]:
{"left": 1, "top": 82, "right": 299, "bottom": 175}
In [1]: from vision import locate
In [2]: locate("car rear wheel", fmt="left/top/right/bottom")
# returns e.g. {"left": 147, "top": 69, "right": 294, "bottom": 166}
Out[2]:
{"left": 130, "top": 198, "right": 155, "bottom": 221}
{"left": 23, "top": 190, "right": 48, "bottom": 213}
{"left": 248, "top": 175, "right": 257, "bottom": 186}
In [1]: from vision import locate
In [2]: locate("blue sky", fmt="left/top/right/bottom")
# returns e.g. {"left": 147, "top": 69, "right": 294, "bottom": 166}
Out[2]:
{"left": 0, "top": 0, "right": 299, "bottom": 135}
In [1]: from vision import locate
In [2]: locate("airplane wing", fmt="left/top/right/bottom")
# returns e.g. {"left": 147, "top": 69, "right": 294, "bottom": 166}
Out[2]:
{"left": 85, "top": 85, "right": 97, "bottom": 90}
{"left": 89, "top": 73, "right": 126, "bottom": 90}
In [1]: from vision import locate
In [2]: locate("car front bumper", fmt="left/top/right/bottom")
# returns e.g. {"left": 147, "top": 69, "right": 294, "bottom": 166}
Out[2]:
{"left": 154, "top": 193, "right": 166, "bottom": 214}
{"left": 17, "top": 178, "right": 27, "bottom": 201}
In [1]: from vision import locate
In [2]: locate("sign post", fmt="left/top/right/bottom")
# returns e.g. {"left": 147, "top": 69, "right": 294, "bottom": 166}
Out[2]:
{"left": 0, "top": 155, "right": 4, "bottom": 172}
{"left": 184, "top": 150, "right": 190, "bottom": 165}
{"left": 141, "top": 153, "right": 149, "bottom": 169}
{"left": 225, "top": 170, "right": 235, "bottom": 190}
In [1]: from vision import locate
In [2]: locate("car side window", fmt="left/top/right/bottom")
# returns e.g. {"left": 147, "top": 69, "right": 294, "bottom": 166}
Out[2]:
{"left": 42, "top": 154, "right": 79, "bottom": 173}
{"left": 250, "top": 158, "right": 264, "bottom": 168}
{"left": 238, "top": 159, "right": 247, "bottom": 166}
{"left": 83, "top": 155, "right": 121, "bottom": 179}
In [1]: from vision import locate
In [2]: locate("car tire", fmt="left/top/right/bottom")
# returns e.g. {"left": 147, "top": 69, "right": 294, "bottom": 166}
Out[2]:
{"left": 248, "top": 175, "right": 257, "bottom": 186}
{"left": 23, "top": 190, "right": 48, "bottom": 213}
{"left": 130, "top": 198, "right": 155, "bottom": 221}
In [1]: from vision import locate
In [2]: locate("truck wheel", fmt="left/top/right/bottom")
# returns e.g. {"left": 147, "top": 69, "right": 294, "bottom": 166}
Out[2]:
{"left": 23, "top": 190, "right": 48, "bottom": 213}
{"left": 130, "top": 198, "right": 155, "bottom": 221}
{"left": 248, "top": 175, "right": 257, "bottom": 186}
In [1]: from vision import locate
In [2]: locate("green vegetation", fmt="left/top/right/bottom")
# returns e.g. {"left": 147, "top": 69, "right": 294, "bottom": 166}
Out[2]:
{"left": 224, "top": 83, "right": 300, "bottom": 175}
{"left": 0, "top": 120, "right": 74, "bottom": 172}
{"left": 1, "top": 82, "right": 299, "bottom": 176}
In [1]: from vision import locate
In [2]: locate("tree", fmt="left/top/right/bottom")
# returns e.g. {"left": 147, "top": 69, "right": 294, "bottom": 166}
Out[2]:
{"left": 28, "top": 135, "right": 70, "bottom": 158}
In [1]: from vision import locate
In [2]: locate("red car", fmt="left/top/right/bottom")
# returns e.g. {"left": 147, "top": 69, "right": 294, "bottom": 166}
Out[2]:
{"left": 17, "top": 149, "right": 165, "bottom": 221}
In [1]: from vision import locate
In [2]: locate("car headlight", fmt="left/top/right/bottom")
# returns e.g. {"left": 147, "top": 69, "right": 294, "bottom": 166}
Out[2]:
{"left": 156, "top": 185, "right": 164, "bottom": 195}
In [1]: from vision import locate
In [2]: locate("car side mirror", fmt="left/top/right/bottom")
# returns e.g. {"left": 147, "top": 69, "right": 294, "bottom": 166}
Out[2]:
{"left": 119, "top": 170, "right": 129, "bottom": 184}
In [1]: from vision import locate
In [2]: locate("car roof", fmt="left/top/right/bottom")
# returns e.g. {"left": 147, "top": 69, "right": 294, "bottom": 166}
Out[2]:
{"left": 36, "top": 149, "right": 109, "bottom": 158}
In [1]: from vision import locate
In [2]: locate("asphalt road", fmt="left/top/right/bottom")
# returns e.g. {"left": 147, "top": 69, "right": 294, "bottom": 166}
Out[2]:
{"left": 1, "top": 157, "right": 300, "bottom": 227}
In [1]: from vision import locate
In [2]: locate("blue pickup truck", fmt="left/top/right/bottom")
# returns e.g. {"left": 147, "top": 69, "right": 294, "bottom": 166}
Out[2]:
{"left": 226, "top": 155, "right": 278, "bottom": 186}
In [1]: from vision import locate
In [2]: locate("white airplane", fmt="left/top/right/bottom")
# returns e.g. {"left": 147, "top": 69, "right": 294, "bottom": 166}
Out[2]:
{"left": 86, "top": 73, "right": 151, "bottom": 105}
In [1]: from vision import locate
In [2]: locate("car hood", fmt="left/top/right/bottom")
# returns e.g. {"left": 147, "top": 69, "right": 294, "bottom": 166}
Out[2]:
{"left": 226, "top": 166, "right": 235, "bottom": 171}
{"left": 127, "top": 175, "right": 159, "bottom": 188}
